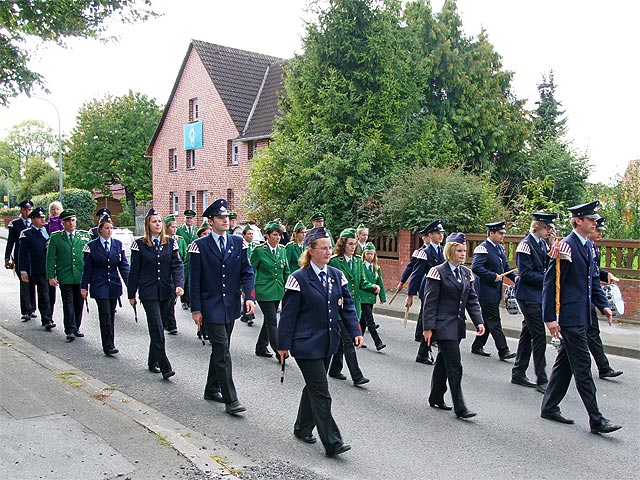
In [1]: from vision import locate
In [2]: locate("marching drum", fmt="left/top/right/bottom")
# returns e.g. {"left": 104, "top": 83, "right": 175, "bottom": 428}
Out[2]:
{"left": 603, "top": 284, "right": 625, "bottom": 316}
{"left": 504, "top": 285, "right": 521, "bottom": 315}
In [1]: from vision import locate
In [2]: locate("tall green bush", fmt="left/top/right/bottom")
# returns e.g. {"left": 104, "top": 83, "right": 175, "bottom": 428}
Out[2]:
{"left": 32, "top": 189, "right": 96, "bottom": 230}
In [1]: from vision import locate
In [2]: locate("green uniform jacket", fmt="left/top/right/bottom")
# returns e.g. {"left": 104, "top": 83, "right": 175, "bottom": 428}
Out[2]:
{"left": 244, "top": 240, "right": 261, "bottom": 257}
{"left": 173, "top": 235, "right": 189, "bottom": 275}
{"left": 285, "top": 241, "right": 304, "bottom": 272}
{"left": 176, "top": 225, "right": 198, "bottom": 245}
{"left": 250, "top": 243, "right": 290, "bottom": 302}
{"left": 328, "top": 254, "right": 376, "bottom": 317}
{"left": 359, "top": 263, "right": 387, "bottom": 304}
{"left": 46, "top": 229, "right": 92, "bottom": 284}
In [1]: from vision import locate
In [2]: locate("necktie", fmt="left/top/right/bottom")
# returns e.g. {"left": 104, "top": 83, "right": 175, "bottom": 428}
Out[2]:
{"left": 41, "top": 228, "right": 49, "bottom": 240}
{"left": 369, "top": 264, "right": 374, "bottom": 272}
{"left": 25, "top": 219, "right": 31, "bottom": 228}
{"left": 153, "top": 239, "right": 160, "bottom": 251}
{"left": 454, "top": 267, "right": 461, "bottom": 282}
{"left": 219, "top": 236, "right": 225, "bottom": 253}
{"left": 319, "top": 271, "right": 328, "bottom": 294}
{"left": 347, "top": 258, "right": 352, "bottom": 271}
{"left": 69, "top": 232, "right": 73, "bottom": 242}
{"left": 104, "top": 241, "right": 109, "bottom": 252}
{"left": 540, "top": 239, "right": 546, "bottom": 253}
{"left": 438, "top": 245, "right": 443, "bottom": 259}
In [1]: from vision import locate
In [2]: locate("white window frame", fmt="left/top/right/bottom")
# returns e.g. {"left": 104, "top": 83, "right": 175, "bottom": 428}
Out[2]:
{"left": 187, "top": 149, "right": 195, "bottom": 169}
{"left": 170, "top": 149, "right": 177, "bottom": 171}
{"left": 232, "top": 144, "right": 239, "bottom": 165}
{"left": 172, "top": 193, "right": 179, "bottom": 215}
{"left": 189, "top": 192, "right": 196, "bottom": 211}
{"left": 202, "top": 191, "right": 209, "bottom": 210}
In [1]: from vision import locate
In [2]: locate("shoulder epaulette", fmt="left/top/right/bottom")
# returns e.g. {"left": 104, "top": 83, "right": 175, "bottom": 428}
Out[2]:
{"left": 473, "top": 245, "right": 488, "bottom": 255}
{"left": 516, "top": 242, "right": 531, "bottom": 255}
{"left": 188, "top": 242, "right": 200, "bottom": 254}
{"left": 427, "top": 267, "right": 441, "bottom": 280}
{"left": 340, "top": 271, "right": 348, "bottom": 286}
{"left": 413, "top": 249, "right": 429, "bottom": 260}
{"left": 461, "top": 265, "right": 474, "bottom": 281}
{"left": 330, "top": 254, "right": 339, "bottom": 259}
{"left": 19, "top": 229, "right": 27, "bottom": 238}
{"left": 286, "top": 241, "right": 295, "bottom": 246}
{"left": 82, "top": 243, "right": 91, "bottom": 253}
{"left": 557, "top": 241, "right": 572, "bottom": 261}
{"left": 169, "top": 238, "right": 178, "bottom": 250}
{"left": 285, "top": 274, "right": 300, "bottom": 291}
{"left": 261, "top": 243, "right": 268, "bottom": 249}
{"left": 130, "top": 240, "right": 139, "bottom": 251}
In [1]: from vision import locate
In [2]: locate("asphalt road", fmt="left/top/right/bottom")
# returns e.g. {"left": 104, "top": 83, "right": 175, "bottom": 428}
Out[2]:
{"left": 1, "top": 240, "right": 639, "bottom": 480}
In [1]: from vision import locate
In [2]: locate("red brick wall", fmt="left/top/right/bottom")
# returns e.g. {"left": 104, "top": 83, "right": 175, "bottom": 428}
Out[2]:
{"left": 151, "top": 48, "right": 255, "bottom": 224}
{"left": 618, "top": 278, "right": 639, "bottom": 321}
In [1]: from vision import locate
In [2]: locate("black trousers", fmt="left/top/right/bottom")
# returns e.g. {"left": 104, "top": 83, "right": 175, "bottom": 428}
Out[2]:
{"left": 472, "top": 300, "right": 509, "bottom": 354}
{"left": 59, "top": 284, "right": 83, "bottom": 334}
{"left": 359, "top": 303, "right": 382, "bottom": 346}
{"left": 141, "top": 298, "right": 173, "bottom": 374}
{"left": 19, "top": 274, "right": 36, "bottom": 316}
{"left": 163, "top": 294, "right": 178, "bottom": 331}
{"left": 95, "top": 298, "right": 118, "bottom": 353}
{"left": 587, "top": 306, "right": 610, "bottom": 373}
{"left": 48, "top": 284, "right": 56, "bottom": 319}
{"left": 429, "top": 339, "right": 467, "bottom": 414}
{"left": 181, "top": 274, "right": 190, "bottom": 306}
{"left": 204, "top": 322, "right": 237, "bottom": 403}
{"left": 512, "top": 300, "right": 547, "bottom": 385}
{"left": 295, "top": 356, "right": 344, "bottom": 454}
{"left": 29, "top": 274, "right": 52, "bottom": 325}
{"left": 256, "top": 300, "right": 279, "bottom": 354}
{"left": 329, "top": 320, "right": 364, "bottom": 381}
{"left": 416, "top": 298, "right": 434, "bottom": 359}
{"left": 541, "top": 326, "right": 603, "bottom": 426}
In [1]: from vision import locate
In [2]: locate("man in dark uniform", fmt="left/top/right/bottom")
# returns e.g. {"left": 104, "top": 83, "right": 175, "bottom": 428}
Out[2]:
{"left": 190, "top": 199, "right": 255, "bottom": 415}
{"left": 310, "top": 212, "right": 334, "bottom": 247}
{"left": 227, "top": 212, "right": 244, "bottom": 236}
{"left": 395, "top": 230, "right": 431, "bottom": 292}
{"left": 541, "top": 201, "right": 621, "bottom": 434}
{"left": 90, "top": 208, "right": 111, "bottom": 240}
{"left": 471, "top": 221, "right": 517, "bottom": 360}
{"left": 406, "top": 220, "right": 445, "bottom": 364}
{"left": 511, "top": 213, "right": 557, "bottom": 393}
{"left": 587, "top": 216, "right": 623, "bottom": 379}
{"left": 5, "top": 199, "right": 35, "bottom": 321}
{"left": 18, "top": 207, "right": 54, "bottom": 330}
{"left": 177, "top": 209, "right": 198, "bottom": 310}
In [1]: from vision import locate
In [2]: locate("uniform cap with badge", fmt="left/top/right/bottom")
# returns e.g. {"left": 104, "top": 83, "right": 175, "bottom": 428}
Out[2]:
{"left": 18, "top": 199, "right": 34, "bottom": 209}
{"left": 419, "top": 219, "right": 445, "bottom": 235}
{"left": 338, "top": 227, "right": 356, "bottom": 239}
{"left": 568, "top": 200, "right": 600, "bottom": 219}
{"left": 532, "top": 212, "right": 558, "bottom": 228}
{"left": 446, "top": 232, "right": 466, "bottom": 244}
{"left": 145, "top": 208, "right": 159, "bottom": 218}
{"left": 28, "top": 206, "right": 46, "bottom": 218}
{"left": 303, "top": 226, "right": 329, "bottom": 247}
{"left": 264, "top": 220, "right": 282, "bottom": 233}
{"left": 183, "top": 209, "right": 196, "bottom": 218}
{"left": 99, "top": 214, "right": 113, "bottom": 225}
{"left": 202, "top": 199, "right": 230, "bottom": 218}
{"left": 310, "top": 211, "right": 325, "bottom": 222}
{"left": 596, "top": 216, "right": 606, "bottom": 231}
{"left": 293, "top": 221, "right": 306, "bottom": 232}
{"left": 95, "top": 207, "right": 111, "bottom": 217}
{"left": 163, "top": 215, "right": 176, "bottom": 225}
{"left": 486, "top": 221, "right": 506, "bottom": 233}
{"left": 60, "top": 209, "right": 77, "bottom": 221}
{"left": 363, "top": 242, "right": 376, "bottom": 251}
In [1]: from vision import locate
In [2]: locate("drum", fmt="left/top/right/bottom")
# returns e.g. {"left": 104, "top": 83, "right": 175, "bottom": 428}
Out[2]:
{"left": 603, "top": 284, "right": 625, "bottom": 316}
{"left": 504, "top": 285, "right": 521, "bottom": 315}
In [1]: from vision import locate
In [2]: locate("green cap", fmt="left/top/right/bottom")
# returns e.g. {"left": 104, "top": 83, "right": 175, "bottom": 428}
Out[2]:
{"left": 363, "top": 242, "right": 376, "bottom": 251}
{"left": 242, "top": 224, "right": 253, "bottom": 234}
{"left": 293, "top": 220, "right": 305, "bottom": 231}
{"left": 200, "top": 221, "right": 211, "bottom": 228}
{"left": 310, "top": 211, "right": 325, "bottom": 222}
{"left": 228, "top": 212, "right": 238, "bottom": 219}
{"left": 60, "top": 209, "right": 77, "bottom": 221}
{"left": 163, "top": 215, "right": 176, "bottom": 225}
{"left": 264, "top": 220, "right": 281, "bottom": 233}
{"left": 183, "top": 209, "right": 196, "bottom": 217}
{"left": 339, "top": 228, "right": 356, "bottom": 239}
{"left": 356, "top": 223, "right": 366, "bottom": 230}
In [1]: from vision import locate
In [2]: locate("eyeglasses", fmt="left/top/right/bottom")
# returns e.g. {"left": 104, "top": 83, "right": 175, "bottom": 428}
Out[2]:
{"left": 312, "top": 246, "right": 333, "bottom": 252}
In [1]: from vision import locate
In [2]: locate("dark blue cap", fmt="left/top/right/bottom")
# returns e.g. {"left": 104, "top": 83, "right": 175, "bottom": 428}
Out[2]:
{"left": 419, "top": 219, "right": 445, "bottom": 235}
{"left": 96, "top": 207, "right": 111, "bottom": 217}
{"left": 145, "top": 208, "right": 159, "bottom": 219}
{"left": 99, "top": 214, "right": 113, "bottom": 224}
{"left": 28, "top": 206, "right": 46, "bottom": 218}
{"left": 303, "top": 226, "right": 330, "bottom": 247}
{"left": 203, "top": 199, "right": 230, "bottom": 218}
{"left": 18, "top": 200, "right": 33, "bottom": 209}
{"left": 486, "top": 221, "right": 506, "bottom": 233}
{"left": 446, "top": 232, "right": 466, "bottom": 244}
{"left": 532, "top": 212, "right": 558, "bottom": 228}
{"left": 568, "top": 201, "right": 600, "bottom": 219}
{"left": 596, "top": 216, "right": 606, "bottom": 230}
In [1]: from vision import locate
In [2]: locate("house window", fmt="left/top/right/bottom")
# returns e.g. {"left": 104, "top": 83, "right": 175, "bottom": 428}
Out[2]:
{"left": 189, "top": 98, "right": 199, "bottom": 121}
{"left": 187, "top": 150, "right": 195, "bottom": 169}
{"left": 247, "top": 140, "right": 255, "bottom": 160}
{"left": 226, "top": 189, "right": 234, "bottom": 209}
{"left": 202, "top": 191, "right": 209, "bottom": 210}
{"left": 171, "top": 192, "right": 179, "bottom": 215}
{"left": 232, "top": 144, "right": 239, "bottom": 165}
{"left": 169, "top": 148, "right": 177, "bottom": 171}
{"left": 189, "top": 191, "right": 196, "bottom": 211}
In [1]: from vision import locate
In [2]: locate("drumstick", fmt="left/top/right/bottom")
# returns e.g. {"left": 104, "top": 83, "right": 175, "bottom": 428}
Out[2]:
{"left": 403, "top": 306, "right": 410, "bottom": 328}
{"left": 388, "top": 287, "right": 401, "bottom": 305}
{"left": 280, "top": 356, "right": 286, "bottom": 384}
{"left": 498, "top": 268, "right": 518, "bottom": 278}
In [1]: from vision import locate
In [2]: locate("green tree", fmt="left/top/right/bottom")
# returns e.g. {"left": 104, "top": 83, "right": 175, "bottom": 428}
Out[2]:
{"left": 3, "top": 119, "right": 57, "bottom": 172}
{"left": 533, "top": 70, "right": 567, "bottom": 145}
{"left": 17, "top": 156, "right": 55, "bottom": 199}
{"left": 32, "top": 189, "right": 96, "bottom": 229}
{"left": 65, "top": 90, "right": 162, "bottom": 204}
{"left": 0, "top": 0, "right": 157, "bottom": 106}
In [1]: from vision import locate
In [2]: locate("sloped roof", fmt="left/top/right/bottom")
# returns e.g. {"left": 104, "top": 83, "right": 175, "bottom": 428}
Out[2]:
{"left": 239, "top": 60, "right": 285, "bottom": 140}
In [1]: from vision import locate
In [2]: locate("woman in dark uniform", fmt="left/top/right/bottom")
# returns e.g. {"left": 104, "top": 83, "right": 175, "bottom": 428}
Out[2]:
{"left": 422, "top": 232, "right": 485, "bottom": 418}
{"left": 128, "top": 209, "right": 184, "bottom": 379}
{"left": 81, "top": 214, "right": 130, "bottom": 356}
{"left": 277, "top": 227, "right": 363, "bottom": 457}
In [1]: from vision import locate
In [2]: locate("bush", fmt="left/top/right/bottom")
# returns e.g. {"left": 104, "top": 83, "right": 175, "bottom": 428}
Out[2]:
{"left": 32, "top": 189, "right": 96, "bottom": 230}
{"left": 0, "top": 207, "right": 20, "bottom": 216}
{"left": 117, "top": 200, "right": 134, "bottom": 227}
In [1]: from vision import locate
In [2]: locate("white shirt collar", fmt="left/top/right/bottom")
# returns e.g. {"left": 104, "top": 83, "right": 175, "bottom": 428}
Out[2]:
{"left": 310, "top": 261, "right": 327, "bottom": 277}
{"left": 572, "top": 230, "right": 588, "bottom": 245}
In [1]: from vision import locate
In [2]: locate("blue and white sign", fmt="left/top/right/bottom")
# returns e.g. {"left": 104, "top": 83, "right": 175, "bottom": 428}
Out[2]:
{"left": 183, "top": 121, "right": 203, "bottom": 149}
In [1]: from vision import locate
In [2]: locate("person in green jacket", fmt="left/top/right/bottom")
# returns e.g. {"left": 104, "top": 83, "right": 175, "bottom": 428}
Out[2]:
{"left": 163, "top": 215, "right": 188, "bottom": 334}
{"left": 177, "top": 209, "right": 198, "bottom": 310}
{"left": 46, "top": 209, "right": 92, "bottom": 341}
{"left": 359, "top": 242, "right": 387, "bottom": 351}
{"left": 327, "top": 228, "right": 379, "bottom": 385}
{"left": 285, "top": 221, "right": 306, "bottom": 272}
{"left": 250, "top": 220, "right": 290, "bottom": 360}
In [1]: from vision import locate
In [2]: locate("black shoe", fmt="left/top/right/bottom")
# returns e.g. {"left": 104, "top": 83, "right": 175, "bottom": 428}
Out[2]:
{"left": 168, "top": 329, "right": 178, "bottom": 335}
{"left": 162, "top": 370, "right": 175, "bottom": 380}
{"left": 599, "top": 368, "right": 623, "bottom": 379}
{"left": 255, "top": 351, "right": 273, "bottom": 358}
{"left": 415, "top": 355, "right": 434, "bottom": 365}
{"left": 247, "top": 319, "right": 254, "bottom": 326}
{"left": 204, "top": 392, "right": 224, "bottom": 403}
{"left": 353, "top": 377, "right": 370, "bottom": 386}
{"left": 430, "top": 401, "right": 453, "bottom": 411}
{"left": 30, "top": 313, "right": 37, "bottom": 318}
{"left": 591, "top": 419, "right": 622, "bottom": 434}
{"left": 181, "top": 303, "right": 189, "bottom": 310}
{"left": 294, "top": 432, "right": 317, "bottom": 444}
{"left": 66, "top": 334, "right": 75, "bottom": 342}
{"left": 44, "top": 322, "right": 56, "bottom": 331}
{"left": 361, "top": 344, "right": 368, "bottom": 348}
{"left": 329, "top": 372, "right": 347, "bottom": 380}
{"left": 376, "top": 343, "right": 386, "bottom": 351}
{"left": 471, "top": 348, "right": 490, "bottom": 357}
{"left": 197, "top": 330, "right": 202, "bottom": 339}
{"left": 541, "top": 411, "right": 574, "bottom": 424}
{"left": 511, "top": 376, "right": 537, "bottom": 388}
{"left": 74, "top": 331, "right": 84, "bottom": 338}
{"left": 374, "top": 324, "right": 380, "bottom": 329}
{"left": 499, "top": 351, "right": 516, "bottom": 361}
{"left": 456, "top": 409, "right": 477, "bottom": 419}
{"left": 148, "top": 366, "right": 161, "bottom": 374}
{"left": 535, "top": 383, "right": 547, "bottom": 394}
{"left": 326, "top": 443, "right": 351, "bottom": 457}
{"left": 105, "top": 348, "right": 119, "bottom": 356}
{"left": 21, "top": 314, "right": 31, "bottom": 322}
{"left": 225, "top": 400, "right": 246, "bottom": 415}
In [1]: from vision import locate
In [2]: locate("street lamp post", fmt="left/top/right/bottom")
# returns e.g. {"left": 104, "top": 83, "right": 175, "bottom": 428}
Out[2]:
{"left": 33, "top": 96, "right": 63, "bottom": 200}
{"left": 0, "top": 167, "right": 9, "bottom": 208}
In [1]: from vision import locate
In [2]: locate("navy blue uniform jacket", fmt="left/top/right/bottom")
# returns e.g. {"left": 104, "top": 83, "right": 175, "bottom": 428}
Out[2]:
{"left": 5, "top": 217, "right": 30, "bottom": 271}
{"left": 408, "top": 244, "right": 444, "bottom": 298}
{"left": 471, "top": 239, "right": 516, "bottom": 302}
{"left": 127, "top": 237, "right": 184, "bottom": 302}
{"left": 278, "top": 266, "right": 360, "bottom": 359}
{"left": 422, "top": 263, "right": 484, "bottom": 340}
{"left": 188, "top": 233, "right": 254, "bottom": 324}
{"left": 18, "top": 227, "right": 48, "bottom": 276}
{"left": 514, "top": 234, "right": 549, "bottom": 303}
{"left": 400, "top": 245, "right": 426, "bottom": 284}
{"left": 81, "top": 238, "right": 130, "bottom": 299}
{"left": 542, "top": 232, "right": 609, "bottom": 327}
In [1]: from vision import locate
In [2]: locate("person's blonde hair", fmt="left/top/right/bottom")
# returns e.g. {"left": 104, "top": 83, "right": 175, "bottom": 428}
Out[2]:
{"left": 444, "top": 242, "right": 463, "bottom": 262}
{"left": 143, "top": 214, "right": 167, "bottom": 247}
{"left": 48, "top": 201, "right": 63, "bottom": 215}
{"left": 362, "top": 248, "right": 380, "bottom": 278}
{"left": 298, "top": 238, "right": 326, "bottom": 268}
{"left": 530, "top": 220, "right": 550, "bottom": 234}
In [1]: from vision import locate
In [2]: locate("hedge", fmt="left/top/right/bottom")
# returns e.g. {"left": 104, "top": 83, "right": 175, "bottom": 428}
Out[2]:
{"left": 32, "top": 189, "right": 97, "bottom": 230}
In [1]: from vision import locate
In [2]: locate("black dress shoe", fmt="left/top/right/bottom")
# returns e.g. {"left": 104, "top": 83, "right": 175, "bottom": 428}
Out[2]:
{"left": 329, "top": 372, "right": 347, "bottom": 380}
{"left": 599, "top": 368, "right": 623, "bottom": 379}
{"left": 105, "top": 348, "right": 119, "bottom": 355}
{"left": 162, "top": 370, "right": 175, "bottom": 380}
{"left": 353, "top": 377, "right": 370, "bottom": 386}
{"left": 511, "top": 376, "right": 537, "bottom": 388}
{"left": 376, "top": 343, "right": 386, "bottom": 351}
{"left": 360, "top": 344, "right": 368, "bottom": 348}
{"left": 255, "top": 351, "right": 273, "bottom": 358}
{"left": 456, "top": 409, "right": 477, "bottom": 419}
{"left": 66, "top": 334, "right": 75, "bottom": 342}
{"left": 168, "top": 329, "right": 178, "bottom": 335}
{"left": 541, "top": 411, "right": 574, "bottom": 424}
{"left": 429, "top": 401, "right": 453, "bottom": 411}
{"left": 181, "top": 303, "right": 189, "bottom": 310}
{"left": 44, "top": 322, "right": 56, "bottom": 331}
{"left": 225, "top": 401, "right": 246, "bottom": 415}
{"left": 535, "top": 383, "right": 547, "bottom": 394}
{"left": 204, "top": 392, "right": 224, "bottom": 403}
{"left": 326, "top": 443, "right": 351, "bottom": 457}
{"left": 74, "top": 331, "right": 84, "bottom": 338}
{"left": 471, "top": 348, "right": 490, "bottom": 357}
{"left": 148, "top": 366, "right": 161, "bottom": 374}
{"left": 415, "top": 355, "right": 434, "bottom": 365}
{"left": 21, "top": 314, "right": 31, "bottom": 322}
{"left": 591, "top": 419, "right": 622, "bottom": 434}
{"left": 294, "top": 432, "right": 317, "bottom": 444}
{"left": 499, "top": 351, "right": 516, "bottom": 360}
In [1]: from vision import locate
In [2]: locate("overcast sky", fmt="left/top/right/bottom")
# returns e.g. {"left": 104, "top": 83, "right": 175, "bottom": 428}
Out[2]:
{"left": 1, "top": 0, "right": 638, "bottom": 184}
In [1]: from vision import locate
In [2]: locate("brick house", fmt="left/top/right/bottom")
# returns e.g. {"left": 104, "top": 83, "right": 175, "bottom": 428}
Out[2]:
{"left": 146, "top": 40, "right": 284, "bottom": 222}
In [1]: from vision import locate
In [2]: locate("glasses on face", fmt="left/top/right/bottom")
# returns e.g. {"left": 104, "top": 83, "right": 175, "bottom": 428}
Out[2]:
{"left": 312, "top": 246, "right": 332, "bottom": 252}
